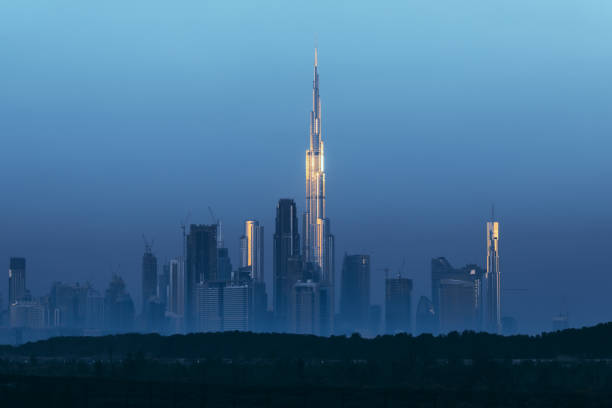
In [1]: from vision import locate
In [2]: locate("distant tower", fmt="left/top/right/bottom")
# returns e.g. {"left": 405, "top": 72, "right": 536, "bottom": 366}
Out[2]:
{"left": 340, "top": 254, "right": 370, "bottom": 334}
{"left": 8, "top": 257, "right": 27, "bottom": 306}
{"left": 217, "top": 247, "right": 233, "bottom": 282}
{"left": 385, "top": 275, "right": 413, "bottom": 334}
{"left": 244, "top": 220, "right": 264, "bottom": 282}
{"left": 485, "top": 209, "right": 501, "bottom": 333}
{"left": 431, "top": 257, "right": 483, "bottom": 333}
{"left": 273, "top": 199, "right": 301, "bottom": 331}
{"left": 168, "top": 257, "right": 185, "bottom": 316}
{"left": 291, "top": 280, "right": 320, "bottom": 335}
{"left": 303, "top": 48, "right": 335, "bottom": 285}
{"left": 185, "top": 224, "right": 218, "bottom": 330}
{"left": 141, "top": 239, "right": 158, "bottom": 312}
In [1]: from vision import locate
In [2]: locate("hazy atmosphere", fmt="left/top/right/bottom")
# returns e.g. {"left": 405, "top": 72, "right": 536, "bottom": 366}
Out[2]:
{"left": 1, "top": 0, "right": 611, "bottom": 333}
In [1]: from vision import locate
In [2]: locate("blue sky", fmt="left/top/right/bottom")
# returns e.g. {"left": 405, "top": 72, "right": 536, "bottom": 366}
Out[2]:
{"left": 1, "top": 1, "right": 611, "bottom": 332}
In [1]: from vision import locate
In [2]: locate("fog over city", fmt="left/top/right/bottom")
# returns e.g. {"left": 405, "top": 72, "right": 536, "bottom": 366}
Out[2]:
{"left": 1, "top": 1, "right": 611, "bottom": 335}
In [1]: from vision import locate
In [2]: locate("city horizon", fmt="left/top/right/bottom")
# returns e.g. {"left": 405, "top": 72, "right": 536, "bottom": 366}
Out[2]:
{"left": 2, "top": 1, "right": 611, "bottom": 336}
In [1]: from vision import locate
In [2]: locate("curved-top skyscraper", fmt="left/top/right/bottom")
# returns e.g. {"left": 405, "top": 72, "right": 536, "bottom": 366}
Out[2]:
{"left": 303, "top": 48, "right": 334, "bottom": 284}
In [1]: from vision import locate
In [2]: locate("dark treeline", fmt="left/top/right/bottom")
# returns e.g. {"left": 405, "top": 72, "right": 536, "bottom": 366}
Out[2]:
{"left": 2, "top": 325, "right": 612, "bottom": 406}
{"left": 3, "top": 323, "right": 612, "bottom": 360}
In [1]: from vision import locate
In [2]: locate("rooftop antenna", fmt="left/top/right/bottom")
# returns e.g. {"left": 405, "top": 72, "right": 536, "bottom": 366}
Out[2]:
{"left": 491, "top": 203, "right": 495, "bottom": 221}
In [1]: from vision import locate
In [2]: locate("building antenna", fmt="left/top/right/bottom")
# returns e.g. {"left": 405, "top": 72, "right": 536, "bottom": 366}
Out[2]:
{"left": 491, "top": 203, "right": 495, "bottom": 221}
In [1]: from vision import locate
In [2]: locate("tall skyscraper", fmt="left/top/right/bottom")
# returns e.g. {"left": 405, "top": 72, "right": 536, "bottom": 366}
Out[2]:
{"left": 340, "top": 254, "right": 370, "bottom": 334}
{"left": 197, "top": 281, "right": 224, "bottom": 332}
{"left": 141, "top": 243, "right": 158, "bottom": 312}
{"left": 9, "top": 258, "right": 27, "bottom": 306}
{"left": 185, "top": 224, "right": 218, "bottom": 330}
{"left": 223, "top": 284, "right": 249, "bottom": 331}
{"left": 431, "top": 257, "right": 483, "bottom": 333}
{"left": 243, "top": 220, "right": 264, "bottom": 282}
{"left": 158, "top": 262, "right": 170, "bottom": 306}
{"left": 217, "top": 248, "right": 233, "bottom": 282}
{"left": 104, "top": 274, "right": 135, "bottom": 332}
{"left": 8, "top": 257, "right": 27, "bottom": 306}
{"left": 291, "top": 280, "right": 319, "bottom": 335}
{"left": 485, "top": 218, "right": 501, "bottom": 333}
{"left": 168, "top": 257, "right": 185, "bottom": 317}
{"left": 273, "top": 199, "right": 300, "bottom": 331}
{"left": 385, "top": 275, "right": 413, "bottom": 334}
{"left": 303, "top": 48, "right": 335, "bottom": 285}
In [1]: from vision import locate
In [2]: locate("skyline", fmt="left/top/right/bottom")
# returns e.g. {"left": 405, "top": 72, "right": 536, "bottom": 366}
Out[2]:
{"left": 1, "top": 1, "right": 612, "bottom": 333}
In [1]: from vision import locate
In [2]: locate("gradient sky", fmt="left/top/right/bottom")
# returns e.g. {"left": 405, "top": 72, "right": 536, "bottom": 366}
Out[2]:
{"left": 1, "top": 1, "right": 611, "bottom": 333}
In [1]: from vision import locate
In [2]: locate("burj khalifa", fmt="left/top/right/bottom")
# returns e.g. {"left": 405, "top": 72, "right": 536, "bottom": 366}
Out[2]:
{"left": 303, "top": 48, "right": 335, "bottom": 286}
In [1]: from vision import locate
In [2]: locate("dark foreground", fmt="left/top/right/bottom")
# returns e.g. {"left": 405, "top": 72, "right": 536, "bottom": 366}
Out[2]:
{"left": 2, "top": 374, "right": 611, "bottom": 408}
{"left": 3, "top": 324, "right": 612, "bottom": 407}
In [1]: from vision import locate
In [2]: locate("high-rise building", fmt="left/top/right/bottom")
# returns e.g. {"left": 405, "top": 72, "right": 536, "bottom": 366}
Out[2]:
{"left": 291, "top": 280, "right": 319, "bottom": 335}
{"left": 158, "top": 262, "right": 170, "bottom": 306}
{"left": 302, "top": 48, "right": 335, "bottom": 287}
{"left": 141, "top": 243, "right": 158, "bottom": 312}
{"left": 438, "top": 279, "right": 476, "bottom": 333}
{"left": 104, "top": 274, "right": 135, "bottom": 332}
{"left": 243, "top": 220, "right": 264, "bottom": 282}
{"left": 415, "top": 296, "right": 436, "bottom": 334}
{"left": 185, "top": 224, "right": 218, "bottom": 330}
{"left": 340, "top": 254, "right": 370, "bottom": 334}
{"left": 10, "top": 301, "right": 46, "bottom": 329}
{"left": 168, "top": 257, "right": 185, "bottom": 317}
{"left": 240, "top": 235, "right": 248, "bottom": 269}
{"left": 8, "top": 257, "right": 27, "bottom": 306}
{"left": 217, "top": 247, "right": 233, "bottom": 282}
{"left": 223, "top": 284, "right": 249, "bottom": 331}
{"left": 49, "top": 281, "right": 91, "bottom": 328}
{"left": 385, "top": 275, "right": 413, "bottom": 334}
{"left": 197, "top": 281, "right": 224, "bottom": 332}
{"left": 485, "top": 219, "right": 501, "bottom": 333}
{"left": 431, "top": 258, "right": 484, "bottom": 333}
{"left": 273, "top": 199, "right": 300, "bottom": 331}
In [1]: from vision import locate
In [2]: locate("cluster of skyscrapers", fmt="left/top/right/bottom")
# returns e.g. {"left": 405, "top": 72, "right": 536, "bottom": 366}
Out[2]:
{"left": 1, "top": 50, "right": 509, "bottom": 343}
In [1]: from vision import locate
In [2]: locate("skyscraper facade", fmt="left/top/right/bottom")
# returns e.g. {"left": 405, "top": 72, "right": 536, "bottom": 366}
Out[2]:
{"left": 303, "top": 49, "right": 335, "bottom": 285}
{"left": 273, "top": 199, "right": 300, "bottom": 331}
{"left": 291, "top": 280, "right": 319, "bottom": 335}
{"left": 385, "top": 275, "right": 413, "bottom": 334}
{"left": 8, "top": 257, "right": 27, "bottom": 306}
{"left": 223, "top": 284, "right": 249, "bottom": 331}
{"left": 141, "top": 244, "right": 158, "bottom": 312}
{"left": 485, "top": 220, "right": 501, "bottom": 333}
{"left": 340, "top": 254, "right": 370, "bottom": 334}
{"left": 217, "top": 247, "right": 233, "bottom": 282}
{"left": 431, "top": 257, "right": 483, "bottom": 333}
{"left": 185, "top": 224, "right": 218, "bottom": 329}
{"left": 244, "top": 220, "right": 264, "bottom": 282}
{"left": 168, "top": 257, "right": 185, "bottom": 317}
